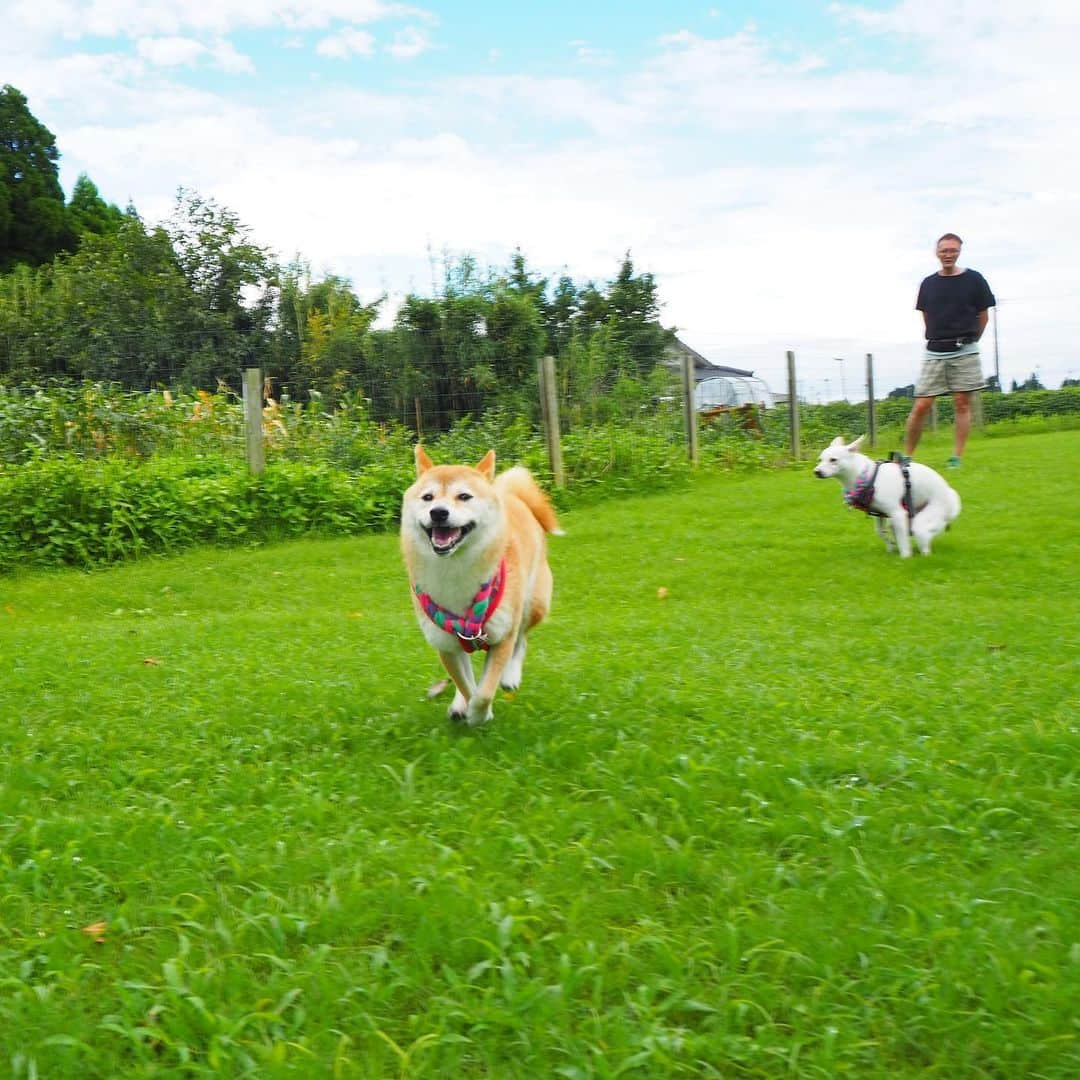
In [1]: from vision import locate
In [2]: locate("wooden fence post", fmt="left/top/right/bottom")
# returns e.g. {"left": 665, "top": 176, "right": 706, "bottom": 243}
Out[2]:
{"left": 866, "top": 352, "right": 877, "bottom": 449}
{"left": 786, "top": 350, "right": 800, "bottom": 460}
{"left": 538, "top": 355, "right": 565, "bottom": 488}
{"left": 242, "top": 367, "right": 265, "bottom": 475}
{"left": 681, "top": 351, "right": 699, "bottom": 464}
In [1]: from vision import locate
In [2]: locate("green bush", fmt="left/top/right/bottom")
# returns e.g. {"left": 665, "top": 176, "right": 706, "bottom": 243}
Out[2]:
{"left": 0, "top": 455, "right": 411, "bottom": 571}
{"left": 559, "top": 424, "right": 691, "bottom": 502}
{"left": 770, "top": 387, "right": 1080, "bottom": 449}
{"left": 982, "top": 386, "right": 1080, "bottom": 421}
{"left": 3, "top": 382, "right": 1079, "bottom": 571}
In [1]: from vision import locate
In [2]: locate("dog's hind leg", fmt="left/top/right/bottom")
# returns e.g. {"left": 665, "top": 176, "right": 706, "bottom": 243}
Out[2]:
{"left": 499, "top": 632, "right": 528, "bottom": 692}
{"left": 912, "top": 509, "right": 946, "bottom": 556}
{"left": 438, "top": 650, "right": 476, "bottom": 721}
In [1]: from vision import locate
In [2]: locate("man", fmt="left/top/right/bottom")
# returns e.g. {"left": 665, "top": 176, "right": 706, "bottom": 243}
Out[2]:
{"left": 904, "top": 233, "right": 996, "bottom": 467}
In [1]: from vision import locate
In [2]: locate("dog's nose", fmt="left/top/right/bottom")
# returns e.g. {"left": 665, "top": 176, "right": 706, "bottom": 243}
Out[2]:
{"left": 429, "top": 506, "right": 450, "bottom": 524}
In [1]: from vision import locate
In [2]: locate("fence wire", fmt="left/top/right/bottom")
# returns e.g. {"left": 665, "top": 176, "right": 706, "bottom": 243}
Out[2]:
{"left": 1, "top": 348, "right": 1078, "bottom": 478}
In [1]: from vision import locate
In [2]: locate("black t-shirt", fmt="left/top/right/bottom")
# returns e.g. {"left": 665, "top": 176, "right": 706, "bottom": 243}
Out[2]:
{"left": 916, "top": 269, "right": 996, "bottom": 341}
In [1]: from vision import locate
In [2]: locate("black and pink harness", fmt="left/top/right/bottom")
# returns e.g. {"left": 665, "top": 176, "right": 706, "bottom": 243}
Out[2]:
{"left": 844, "top": 453, "right": 916, "bottom": 525}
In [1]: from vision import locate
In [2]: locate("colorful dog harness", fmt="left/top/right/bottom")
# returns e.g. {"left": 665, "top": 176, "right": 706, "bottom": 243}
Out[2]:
{"left": 845, "top": 454, "right": 915, "bottom": 523}
{"left": 844, "top": 462, "right": 883, "bottom": 514}
{"left": 415, "top": 560, "right": 507, "bottom": 653}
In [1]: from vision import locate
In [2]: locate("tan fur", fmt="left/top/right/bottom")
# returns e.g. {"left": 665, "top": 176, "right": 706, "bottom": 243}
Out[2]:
{"left": 400, "top": 445, "right": 561, "bottom": 726}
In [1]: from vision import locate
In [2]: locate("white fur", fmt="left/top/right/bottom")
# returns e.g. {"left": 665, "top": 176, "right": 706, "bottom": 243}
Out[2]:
{"left": 813, "top": 435, "right": 961, "bottom": 558}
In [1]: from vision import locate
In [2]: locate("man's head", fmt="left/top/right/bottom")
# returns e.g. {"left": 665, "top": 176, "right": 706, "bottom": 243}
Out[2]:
{"left": 936, "top": 233, "right": 962, "bottom": 273}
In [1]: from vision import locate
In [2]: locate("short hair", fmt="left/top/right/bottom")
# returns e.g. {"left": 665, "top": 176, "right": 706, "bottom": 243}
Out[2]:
{"left": 937, "top": 232, "right": 963, "bottom": 247}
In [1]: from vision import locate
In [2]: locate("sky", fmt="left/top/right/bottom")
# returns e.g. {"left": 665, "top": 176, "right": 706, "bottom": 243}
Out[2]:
{"left": 4, "top": 0, "right": 1080, "bottom": 400}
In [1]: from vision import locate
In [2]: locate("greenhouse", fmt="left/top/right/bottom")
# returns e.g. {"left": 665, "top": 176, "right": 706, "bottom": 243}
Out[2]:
{"left": 665, "top": 337, "right": 777, "bottom": 410}
{"left": 693, "top": 372, "right": 775, "bottom": 410}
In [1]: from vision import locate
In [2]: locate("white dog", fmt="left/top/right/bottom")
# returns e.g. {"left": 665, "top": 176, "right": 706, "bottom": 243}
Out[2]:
{"left": 813, "top": 436, "right": 961, "bottom": 558}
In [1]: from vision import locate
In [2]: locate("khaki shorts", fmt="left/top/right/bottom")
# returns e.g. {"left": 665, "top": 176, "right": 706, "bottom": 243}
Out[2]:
{"left": 914, "top": 342, "right": 987, "bottom": 397}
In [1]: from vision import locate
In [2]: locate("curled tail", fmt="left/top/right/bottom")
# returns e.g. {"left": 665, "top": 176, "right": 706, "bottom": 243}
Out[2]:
{"left": 497, "top": 466, "right": 564, "bottom": 535}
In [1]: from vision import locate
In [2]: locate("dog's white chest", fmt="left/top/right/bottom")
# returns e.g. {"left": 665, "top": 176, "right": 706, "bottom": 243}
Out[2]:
{"left": 412, "top": 600, "right": 513, "bottom": 653}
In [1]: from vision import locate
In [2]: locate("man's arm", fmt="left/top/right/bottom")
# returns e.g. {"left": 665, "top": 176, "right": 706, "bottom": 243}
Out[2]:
{"left": 975, "top": 309, "right": 989, "bottom": 340}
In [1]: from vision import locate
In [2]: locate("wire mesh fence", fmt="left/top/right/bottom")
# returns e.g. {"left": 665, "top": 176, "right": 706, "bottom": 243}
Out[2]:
{"left": 1, "top": 348, "right": 1078, "bottom": 479}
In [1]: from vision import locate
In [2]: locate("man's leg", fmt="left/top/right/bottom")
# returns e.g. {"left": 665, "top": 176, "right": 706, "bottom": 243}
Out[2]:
{"left": 953, "top": 391, "right": 972, "bottom": 458}
{"left": 905, "top": 396, "right": 934, "bottom": 457}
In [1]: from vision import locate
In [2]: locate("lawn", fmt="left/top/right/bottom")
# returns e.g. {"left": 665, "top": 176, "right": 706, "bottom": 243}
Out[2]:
{"left": 1, "top": 428, "right": 1077, "bottom": 1077}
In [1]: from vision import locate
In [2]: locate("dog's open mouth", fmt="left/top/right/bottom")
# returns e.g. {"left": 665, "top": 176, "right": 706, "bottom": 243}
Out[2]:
{"left": 424, "top": 521, "right": 474, "bottom": 555}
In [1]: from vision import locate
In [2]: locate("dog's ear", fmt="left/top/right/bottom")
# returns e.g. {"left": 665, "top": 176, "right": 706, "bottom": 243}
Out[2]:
{"left": 848, "top": 435, "right": 866, "bottom": 451}
{"left": 475, "top": 449, "right": 496, "bottom": 481}
{"left": 830, "top": 436, "right": 845, "bottom": 447}
{"left": 414, "top": 444, "right": 434, "bottom": 477}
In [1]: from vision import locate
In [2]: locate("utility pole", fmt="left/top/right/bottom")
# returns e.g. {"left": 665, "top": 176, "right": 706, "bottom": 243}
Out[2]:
{"left": 834, "top": 358, "right": 847, "bottom": 401}
{"left": 992, "top": 305, "right": 1001, "bottom": 390}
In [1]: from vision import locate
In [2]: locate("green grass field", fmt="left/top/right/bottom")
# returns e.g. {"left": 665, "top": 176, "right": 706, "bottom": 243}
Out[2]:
{"left": 1, "top": 429, "right": 1077, "bottom": 1077}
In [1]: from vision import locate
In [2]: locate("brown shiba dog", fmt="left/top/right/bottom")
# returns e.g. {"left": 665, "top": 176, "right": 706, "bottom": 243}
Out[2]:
{"left": 401, "top": 446, "right": 562, "bottom": 726}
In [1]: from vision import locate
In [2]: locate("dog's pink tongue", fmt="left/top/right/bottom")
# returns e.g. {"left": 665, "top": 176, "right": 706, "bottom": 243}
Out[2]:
{"left": 432, "top": 526, "right": 460, "bottom": 548}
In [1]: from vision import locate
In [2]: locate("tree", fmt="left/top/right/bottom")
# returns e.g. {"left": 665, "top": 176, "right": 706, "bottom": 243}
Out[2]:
{"left": 0, "top": 84, "right": 75, "bottom": 270}
{"left": 295, "top": 274, "right": 381, "bottom": 399}
{"left": 67, "top": 173, "right": 125, "bottom": 240}
{"left": 0, "top": 212, "right": 202, "bottom": 385}
{"left": 487, "top": 249, "right": 547, "bottom": 390}
{"left": 165, "top": 188, "right": 277, "bottom": 373}
{"left": 1011, "top": 372, "right": 1045, "bottom": 392}
{"left": 545, "top": 274, "right": 578, "bottom": 357}
{"left": 605, "top": 253, "right": 673, "bottom": 377}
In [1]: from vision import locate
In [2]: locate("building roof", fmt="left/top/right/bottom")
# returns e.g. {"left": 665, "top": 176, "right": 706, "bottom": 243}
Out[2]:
{"left": 663, "top": 337, "right": 754, "bottom": 380}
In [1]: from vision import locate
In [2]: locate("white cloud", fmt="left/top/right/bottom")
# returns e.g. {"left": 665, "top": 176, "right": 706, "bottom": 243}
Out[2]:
{"left": 387, "top": 26, "right": 431, "bottom": 59}
{"left": 8, "top": 1, "right": 426, "bottom": 39}
{"left": 4, "top": 1, "right": 1080, "bottom": 392}
{"left": 316, "top": 27, "right": 376, "bottom": 59}
{"left": 135, "top": 36, "right": 206, "bottom": 68}
{"left": 208, "top": 39, "right": 256, "bottom": 74}
{"left": 569, "top": 39, "right": 612, "bottom": 66}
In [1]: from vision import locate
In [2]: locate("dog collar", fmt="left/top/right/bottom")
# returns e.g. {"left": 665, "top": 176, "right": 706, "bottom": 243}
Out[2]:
{"left": 415, "top": 560, "right": 507, "bottom": 653}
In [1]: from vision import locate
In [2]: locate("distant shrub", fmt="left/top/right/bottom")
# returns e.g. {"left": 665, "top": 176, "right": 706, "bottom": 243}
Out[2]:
{"left": 2, "top": 382, "right": 1078, "bottom": 570}
{"left": 0, "top": 455, "right": 411, "bottom": 571}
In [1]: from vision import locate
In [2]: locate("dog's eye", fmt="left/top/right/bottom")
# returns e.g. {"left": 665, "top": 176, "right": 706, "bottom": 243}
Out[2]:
{"left": 421, "top": 493, "right": 434, "bottom": 501}
{"left": 457, "top": 492, "right": 473, "bottom": 502}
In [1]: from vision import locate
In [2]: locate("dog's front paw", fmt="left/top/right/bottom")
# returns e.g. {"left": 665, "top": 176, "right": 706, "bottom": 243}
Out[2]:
{"left": 464, "top": 696, "right": 493, "bottom": 727}
{"left": 499, "top": 652, "right": 524, "bottom": 692}
{"left": 448, "top": 690, "right": 469, "bottom": 722}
